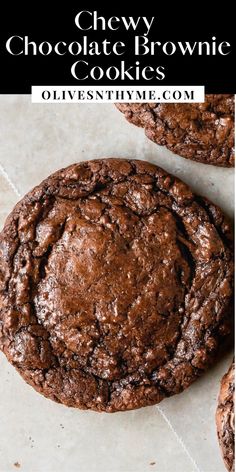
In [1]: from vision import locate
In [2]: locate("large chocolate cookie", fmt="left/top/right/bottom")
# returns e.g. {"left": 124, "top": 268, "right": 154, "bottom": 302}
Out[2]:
{"left": 116, "top": 95, "right": 234, "bottom": 167}
{"left": 216, "top": 361, "right": 235, "bottom": 471}
{"left": 0, "top": 159, "right": 233, "bottom": 412}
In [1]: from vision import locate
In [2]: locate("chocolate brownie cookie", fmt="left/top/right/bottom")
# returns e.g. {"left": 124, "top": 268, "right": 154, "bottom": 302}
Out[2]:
{"left": 116, "top": 95, "right": 234, "bottom": 167}
{"left": 216, "top": 361, "right": 235, "bottom": 471}
{"left": 0, "top": 159, "right": 233, "bottom": 412}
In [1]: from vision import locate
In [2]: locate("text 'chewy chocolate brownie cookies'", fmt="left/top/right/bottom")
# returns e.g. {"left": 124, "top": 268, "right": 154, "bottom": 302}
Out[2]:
{"left": 116, "top": 95, "right": 234, "bottom": 167}
{"left": 0, "top": 159, "right": 233, "bottom": 412}
{"left": 216, "top": 361, "right": 235, "bottom": 472}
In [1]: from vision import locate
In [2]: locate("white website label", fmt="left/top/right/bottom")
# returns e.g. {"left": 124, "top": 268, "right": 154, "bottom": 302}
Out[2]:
{"left": 31, "top": 86, "right": 205, "bottom": 103}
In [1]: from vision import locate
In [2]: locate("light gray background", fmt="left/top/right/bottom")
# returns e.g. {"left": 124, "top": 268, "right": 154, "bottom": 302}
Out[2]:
{"left": 0, "top": 96, "right": 234, "bottom": 472}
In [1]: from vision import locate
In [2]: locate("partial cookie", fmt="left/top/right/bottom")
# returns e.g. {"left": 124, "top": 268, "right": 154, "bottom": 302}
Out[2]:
{"left": 0, "top": 158, "right": 234, "bottom": 412}
{"left": 116, "top": 95, "right": 234, "bottom": 167}
{"left": 216, "top": 361, "right": 235, "bottom": 471}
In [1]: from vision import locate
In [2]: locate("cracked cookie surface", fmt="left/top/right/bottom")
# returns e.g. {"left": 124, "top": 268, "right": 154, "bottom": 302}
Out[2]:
{"left": 216, "top": 361, "right": 235, "bottom": 471}
{"left": 0, "top": 158, "right": 234, "bottom": 412}
{"left": 116, "top": 95, "right": 235, "bottom": 167}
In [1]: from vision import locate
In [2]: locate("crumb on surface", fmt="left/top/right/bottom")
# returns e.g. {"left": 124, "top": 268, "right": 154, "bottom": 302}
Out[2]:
{"left": 150, "top": 462, "right": 156, "bottom": 466}
{"left": 13, "top": 462, "right": 20, "bottom": 468}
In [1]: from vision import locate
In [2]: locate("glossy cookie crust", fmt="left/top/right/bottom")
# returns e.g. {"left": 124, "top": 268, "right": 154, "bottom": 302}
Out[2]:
{"left": 0, "top": 159, "right": 234, "bottom": 412}
{"left": 116, "top": 95, "right": 235, "bottom": 167}
{"left": 216, "top": 361, "right": 235, "bottom": 471}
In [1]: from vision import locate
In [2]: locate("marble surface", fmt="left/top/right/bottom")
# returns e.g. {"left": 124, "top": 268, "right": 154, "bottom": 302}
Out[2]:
{"left": 0, "top": 96, "right": 234, "bottom": 472}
